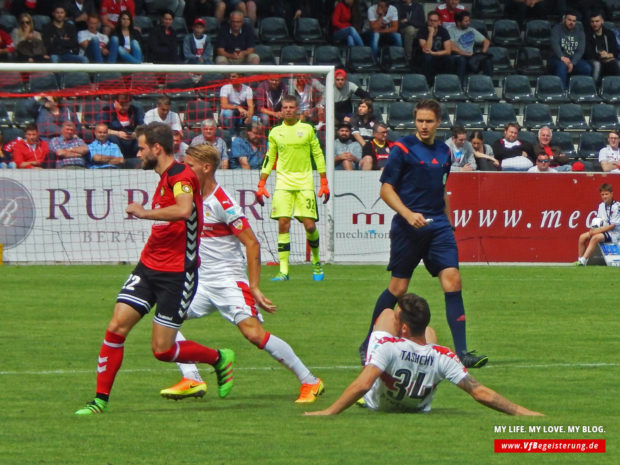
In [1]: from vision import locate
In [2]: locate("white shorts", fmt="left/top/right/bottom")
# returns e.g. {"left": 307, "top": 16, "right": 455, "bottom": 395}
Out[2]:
{"left": 186, "top": 276, "right": 263, "bottom": 325}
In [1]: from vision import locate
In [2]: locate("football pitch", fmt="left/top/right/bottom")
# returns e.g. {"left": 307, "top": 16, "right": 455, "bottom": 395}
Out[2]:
{"left": 1, "top": 264, "right": 617, "bottom": 464}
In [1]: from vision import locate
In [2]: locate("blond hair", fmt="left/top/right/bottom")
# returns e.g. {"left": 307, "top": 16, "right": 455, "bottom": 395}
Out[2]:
{"left": 185, "top": 143, "right": 221, "bottom": 169}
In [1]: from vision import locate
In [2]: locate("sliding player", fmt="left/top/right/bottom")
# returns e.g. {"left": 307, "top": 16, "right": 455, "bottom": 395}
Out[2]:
{"left": 160, "top": 143, "right": 324, "bottom": 403}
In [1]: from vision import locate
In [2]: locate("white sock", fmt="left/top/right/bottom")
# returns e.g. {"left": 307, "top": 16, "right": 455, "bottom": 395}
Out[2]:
{"left": 578, "top": 257, "right": 588, "bottom": 266}
{"left": 175, "top": 331, "right": 203, "bottom": 382}
{"left": 263, "top": 333, "right": 317, "bottom": 385}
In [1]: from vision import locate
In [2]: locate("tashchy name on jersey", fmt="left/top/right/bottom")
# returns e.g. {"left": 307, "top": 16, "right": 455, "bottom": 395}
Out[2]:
{"left": 400, "top": 350, "right": 434, "bottom": 366}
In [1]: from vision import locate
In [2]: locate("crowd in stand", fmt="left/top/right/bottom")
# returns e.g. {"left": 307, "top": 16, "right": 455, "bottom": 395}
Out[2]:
{"left": 0, "top": 1, "right": 620, "bottom": 171}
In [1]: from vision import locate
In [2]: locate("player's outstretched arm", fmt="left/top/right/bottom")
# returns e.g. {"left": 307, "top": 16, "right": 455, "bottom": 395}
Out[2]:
{"left": 126, "top": 192, "right": 194, "bottom": 221}
{"left": 457, "top": 374, "right": 544, "bottom": 416}
{"left": 380, "top": 183, "right": 427, "bottom": 229}
{"left": 305, "top": 365, "right": 382, "bottom": 416}
{"left": 237, "top": 227, "right": 276, "bottom": 314}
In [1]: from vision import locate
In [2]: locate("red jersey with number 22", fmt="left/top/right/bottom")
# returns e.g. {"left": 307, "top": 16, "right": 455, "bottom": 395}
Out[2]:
{"left": 140, "top": 162, "right": 203, "bottom": 272}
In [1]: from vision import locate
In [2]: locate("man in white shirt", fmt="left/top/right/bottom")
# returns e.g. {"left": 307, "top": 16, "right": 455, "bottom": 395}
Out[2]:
{"left": 77, "top": 15, "right": 109, "bottom": 63}
{"left": 528, "top": 154, "right": 557, "bottom": 173}
{"left": 219, "top": 72, "right": 256, "bottom": 130}
{"left": 144, "top": 96, "right": 182, "bottom": 132}
{"left": 365, "top": 0, "right": 402, "bottom": 58}
{"left": 598, "top": 130, "right": 620, "bottom": 173}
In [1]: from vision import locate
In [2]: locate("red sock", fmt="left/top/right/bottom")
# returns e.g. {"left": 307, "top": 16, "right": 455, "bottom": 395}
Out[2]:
{"left": 95, "top": 330, "right": 126, "bottom": 397}
{"left": 175, "top": 340, "right": 220, "bottom": 365}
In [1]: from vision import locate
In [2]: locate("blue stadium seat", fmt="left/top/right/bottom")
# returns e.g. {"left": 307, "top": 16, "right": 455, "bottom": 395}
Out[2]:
{"left": 433, "top": 74, "right": 466, "bottom": 102}
{"left": 502, "top": 75, "right": 536, "bottom": 104}
{"left": 487, "top": 102, "right": 517, "bottom": 130}
{"left": 454, "top": 102, "right": 487, "bottom": 129}
{"left": 465, "top": 75, "right": 499, "bottom": 102}
{"left": 399, "top": 74, "right": 431, "bottom": 101}
{"left": 492, "top": 19, "right": 522, "bottom": 48}
{"left": 535, "top": 75, "right": 569, "bottom": 103}
{"left": 556, "top": 103, "right": 588, "bottom": 131}
{"left": 568, "top": 76, "right": 601, "bottom": 103}
{"left": 590, "top": 104, "right": 619, "bottom": 131}
{"left": 578, "top": 132, "right": 607, "bottom": 158}
{"left": 523, "top": 103, "right": 555, "bottom": 130}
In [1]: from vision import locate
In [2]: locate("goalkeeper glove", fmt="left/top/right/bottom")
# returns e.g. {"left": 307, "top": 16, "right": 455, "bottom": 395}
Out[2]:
{"left": 255, "top": 179, "right": 270, "bottom": 206}
{"left": 318, "top": 178, "right": 330, "bottom": 204}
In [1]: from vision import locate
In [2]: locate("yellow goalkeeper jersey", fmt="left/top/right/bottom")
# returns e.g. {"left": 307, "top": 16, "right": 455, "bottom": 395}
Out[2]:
{"left": 261, "top": 119, "right": 326, "bottom": 190}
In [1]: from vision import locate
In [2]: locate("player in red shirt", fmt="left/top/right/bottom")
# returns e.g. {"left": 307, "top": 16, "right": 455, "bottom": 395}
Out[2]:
{"left": 75, "top": 123, "right": 234, "bottom": 416}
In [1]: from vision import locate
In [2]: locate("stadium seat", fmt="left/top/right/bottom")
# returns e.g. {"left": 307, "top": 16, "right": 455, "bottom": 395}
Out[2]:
{"left": 0, "top": 14, "right": 17, "bottom": 32}
{"left": 0, "top": 103, "right": 11, "bottom": 126}
{"left": 82, "top": 98, "right": 109, "bottom": 127}
{"left": 387, "top": 101, "right": 416, "bottom": 130}
{"left": 28, "top": 72, "right": 59, "bottom": 93}
{"left": 253, "top": 44, "right": 276, "bottom": 65}
{"left": 550, "top": 131, "right": 576, "bottom": 157}
{"left": 487, "top": 46, "right": 514, "bottom": 76}
{"left": 0, "top": 126, "right": 24, "bottom": 143}
{"left": 293, "top": 17, "right": 325, "bottom": 44}
{"left": 472, "top": 0, "right": 504, "bottom": 19}
{"left": 61, "top": 72, "right": 92, "bottom": 90}
{"left": 346, "top": 46, "right": 380, "bottom": 73}
{"left": 199, "top": 16, "right": 220, "bottom": 36}
{"left": 578, "top": 131, "right": 607, "bottom": 158}
{"left": 515, "top": 47, "right": 546, "bottom": 75}
{"left": 492, "top": 19, "right": 522, "bottom": 48}
{"left": 170, "top": 16, "right": 189, "bottom": 41}
{"left": 502, "top": 75, "right": 536, "bottom": 104}
{"left": 524, "top": 19, "right": 552, "bottom": 48}
{"left": 32, "top": 14, "right": 51, "bottom": 32}
{"left": 599, "top": 76, "right": 620, "bottom": 104}
{"left": 399, "top": 73, "right": 431, "bottom": 101}
{"left": 517, "top": 130, "right": 538, "bottom": 147}
{"left": 487, "top": 102, "right": 518, "bottom": 129}
{"left": 439, "top": 103, "right": 452, "bottom": 128}
{"left": 164, "top": 73, "right": 201, "bottom": 98}
{"left": 93, "top": 72, "right": 126, "bottom": 91}
{"left": 556, "top": 103, "right": 588, "bottom": 131}
{"left": 259, "top": 17, "right": 290, "bottom": 44}
{"left": 465, "top": 75, "right": 499, "bottom": 102}
{"left": 312, "top": 45, "right": 344, "bottom": 67}
{"left": 185, "top": 100, "right": 214, "bottom": 128}
{"left": 387, "top": 128, "right": 410, "bottom": 141}
{"left": 523, "top": 103, "right": 555, "bottom": 130}
{"left": 469, "top": 19, "right": 489, "bottom": 39}
{"left": 368, "top": 74, "right": 398, "bottom": 101}
{"left": 535, "top": 75, "right": 569, "bottom": 103}
{"left": 2, "top": 71, "right": 25, "bottom": 94}
{"left": 133, "top": 15, "right": 154, "bottom": 40}
{"left": 454, "top": 102, "right": 487, "bottom": 129}
{"left": 280, "top": 45, "right": 308, "bottom": 65}
{"left": 603, "top": 0, "right": 620, "bottom": 21}
{"left": 568, "top": 75, "right": 601, "bottom": 103}
{"left": 590, "top": 104, "right": 619, "bottom": 131}
{"left": 379, "top": 46, "right": 410, "bottom": 73}
{"left": 483, "top": 130, "right": 503, "bottom": 146}
{"left": 12, "top": 99, "right": 38, "bottom": 126}
{"left": 433, "top": 74, "right": 466, "bottom": 101}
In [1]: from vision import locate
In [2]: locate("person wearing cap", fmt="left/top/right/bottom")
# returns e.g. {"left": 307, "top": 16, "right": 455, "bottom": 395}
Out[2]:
{"left": 183, "top": 17, "right": 214, "bottom": 64}
{"left": 334, "top": 69, "right": 371, "bottom": 124}
{"left": 334, "top": 122, "right": 362, "bottom": 170}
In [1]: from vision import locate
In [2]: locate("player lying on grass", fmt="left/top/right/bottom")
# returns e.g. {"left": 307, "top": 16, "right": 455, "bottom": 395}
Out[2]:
{"left": 306, "top": 293, "right": 543, "bottom": 416}
{"left": 160, "top": 143, "right": 324, "bottom": 403}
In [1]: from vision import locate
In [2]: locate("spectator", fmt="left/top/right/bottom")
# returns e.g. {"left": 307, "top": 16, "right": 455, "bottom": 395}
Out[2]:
{"left": 528, "top": 153, "right": 557, "bottom": 172}
{"left": 215, "top": 10, "right": 259, "bottom": 65}
{"left": 108, "top": 10, "right": 143, "bottom": 64}
{"left": 417, "top": 10, "right": 452, "bottom": 85}
{"left": 504, "top": 0, "right": 556, "bottom": 26}
{"left": 190, "top": 118, "right": 229, "bottom": 169}
{"left": 334, "top": 69, "right": 371, "bottom": 124}
{"left": 435, "top": 0, "right": 465, "bottom": 29}
{"left": 184, "top": 0, "right": 226, "bottom": 26}
{"left": 365, "top": 0, "right": 402, "bottom": 59}
{"left": 0, "top": 25, "right": 15, "bottom": 61}
{"left": 491, "top": 123, "right": 535, "bottom": 171}
{"left": 234, "top": 0, "right": 258, "bottom": 25}
{"left": 99, "top": 94, "right": 144, "bottom": 163}
{"left": 144, "top": 96, "right": 183, "bottom": 132}
{"left": 334, "top": 122, "right": 362, "bottom": 170}
{"left": 219, "top": 72, "right": 257, "bottom": 130}
{"left": 564, "top": 0, "right": 608, "bottom": 22}
{"left": 11, "top": 13, "right": 47, "bottom": 62}
{"left": 350, "top": 98, "right": 382, "bottom": 148}
{"left": 598, "top": 130, "right": 620, "bottom": 173}
{"left": 78, "top": 15, "right": 110, "bottom": 63}
{"left": 11, "top": 124, "right": 49, "bottom": 169}
{"left": 100, "top": 0, "right": 136, "bottom": 30}
{"left": 10, "top": 1, "right": 53, "bottom": 17}
{"left": 585, "top": 12, "right": 620, "bottom": 84}
{"left": 49, "top": 121, "right": 89, "bottom": 169}
{"left": 183, "top": 17, "right": 213, "bottom": 64}
{"left": 66, "top": 0, "right": 97, "bottom": 31}
{"left": 469, "top": 130, "right": 499, "bottom": 171}
{"left": 360, "top": 122, "right": 392, "bottom": 170}
{"left": 148, "top": 9, "right": 179, "bottom": 63}
{"left": 43, "top": 5, "right": 89, "bottom": 63}
{"left": 293, "top": 76, "right": 325, "bottom": 127}
{"left": 88, "top": 123, "right": 124, "bottom": 168}
{"left": 230, "top": 123, "right": 266, "bottom": 169}
{"left": 449, "top": 10, "right": 492, "bottom": 85}
{"left": 549, "top": 11, "right": 593, "bottom": 90}
{"left": 36, "top": 96, "right": 81, "bottom": 141}
{"left": 254, "top": 76, "right": 288, "bottom": 128}
{"left": 398, "top": 0, "right": 425, "bottom": 64}
{"left": 445, "top": 125, "right": 476, "bottom": 171}
{"left": 331, "top": 0, "right": 364, "bottom": 47}
{"left": 172, "top": 130, "right": 189, "bottom": 162}
{"left": 532, "top": 126, "right": 572, "bottom": 172}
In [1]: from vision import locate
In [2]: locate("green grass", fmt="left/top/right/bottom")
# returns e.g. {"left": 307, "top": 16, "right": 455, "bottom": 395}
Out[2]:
{"left": 1, "top": 265, "right": 618, "bottom": 464}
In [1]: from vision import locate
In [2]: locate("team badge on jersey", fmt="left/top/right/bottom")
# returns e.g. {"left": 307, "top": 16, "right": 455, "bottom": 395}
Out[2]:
{"left": 297, "top": 131, "right": 304, "bottom": 138}
{"left": 232, "top": 218, "right": 244, "bottom": 231}
{"left": 160, "top": 187, "right": 165, "bottom": 196}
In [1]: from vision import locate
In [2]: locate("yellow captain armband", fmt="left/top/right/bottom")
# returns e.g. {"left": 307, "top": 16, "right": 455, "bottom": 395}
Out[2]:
{"left": 173, "top": 181, "right": 194, "bottom": 197}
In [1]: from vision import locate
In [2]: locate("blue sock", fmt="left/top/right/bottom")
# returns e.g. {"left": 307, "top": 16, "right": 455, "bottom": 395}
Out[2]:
{"left": 361, "top": 289, "right": 398, "bottom": 348}
{"left": 445, "top": 291, "right": 467, "bottom": 355}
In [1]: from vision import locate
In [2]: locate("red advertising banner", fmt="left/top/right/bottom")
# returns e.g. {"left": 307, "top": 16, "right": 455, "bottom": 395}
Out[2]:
{"left": 447, "top": 173, "right": 615, "bottom": 263}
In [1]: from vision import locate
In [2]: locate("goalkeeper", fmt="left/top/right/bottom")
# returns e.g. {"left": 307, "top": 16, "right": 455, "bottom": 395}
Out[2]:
{"left": 255, "top": 95, "right": 330, "bottom": 281}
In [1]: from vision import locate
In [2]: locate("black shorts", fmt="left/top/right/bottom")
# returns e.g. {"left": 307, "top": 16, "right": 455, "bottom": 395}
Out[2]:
{"left": 116, "top": 262, "right": 197, "bottom": 329}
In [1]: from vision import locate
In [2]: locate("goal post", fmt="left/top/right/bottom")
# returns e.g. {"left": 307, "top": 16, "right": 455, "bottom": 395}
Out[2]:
{"left": 0, "top": 63, "right": 335, "bottom": 265}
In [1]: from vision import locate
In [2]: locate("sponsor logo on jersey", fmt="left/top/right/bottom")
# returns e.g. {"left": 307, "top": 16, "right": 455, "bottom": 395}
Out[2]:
{"left": 225, "top": 207, "right": 236, "bottom": 216}
{"left": 182, "top": 184, "right": 191, "bottom": 194}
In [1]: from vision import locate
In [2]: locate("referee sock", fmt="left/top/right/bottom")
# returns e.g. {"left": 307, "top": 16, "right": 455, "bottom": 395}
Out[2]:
{"left": 278, "top": 233, "right": 290, "bottom": 275}
{"left": 174, "top": 331, "right": 203, "bottom": 382}
{"left": 361, "top": 288, "right": 398, "bottom": 349}
{"left": 261, "top": 332, "right": 317, "bottom": 385}
{"left": 306, "top": 228, "right": 320, "bottom": 264}
{"left": 445, "top": 291, "right": 467, "bottom": 356}
{"left": 95, "top": 330, "right": 126, "bottom": 398}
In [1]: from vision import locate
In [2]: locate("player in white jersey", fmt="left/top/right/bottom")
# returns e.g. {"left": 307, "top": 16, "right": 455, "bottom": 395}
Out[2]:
{"left": 159, "top": 143, "right": 325, "bottom": 403}
{"left": 576, "top": 183, "right": 620, "bottom": 266}
{"left": 306, "top": 294, "right": 543, "bottom": 416}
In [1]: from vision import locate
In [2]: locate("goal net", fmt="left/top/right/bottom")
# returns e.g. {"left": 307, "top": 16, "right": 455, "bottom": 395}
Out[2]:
{"left": 0, "top": 63, "right": 335, "bottom": 264}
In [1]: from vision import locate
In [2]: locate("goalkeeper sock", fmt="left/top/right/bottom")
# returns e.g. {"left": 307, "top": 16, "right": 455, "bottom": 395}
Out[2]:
{"left": 95, "top": 330, "right": 126, "bottom": 397}
{"left": 306, "top": 228, "right": 320, "bottom": 264}
{"left": 278, "top": 233, "right": 290, "bottom": 275}
{"left": 445, "top": 291, "right": 467, "bottom": 355}
{"left": 174, "top": 331, "right": 203, "bottom": 382}
{"left": 261, "top": 332, "right": 317, "bottom": 385}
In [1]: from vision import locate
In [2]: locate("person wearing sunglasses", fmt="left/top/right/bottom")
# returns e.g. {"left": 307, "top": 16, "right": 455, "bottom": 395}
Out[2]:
{"left": 527, "top": 154, "right": 557, "bottom": 173}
